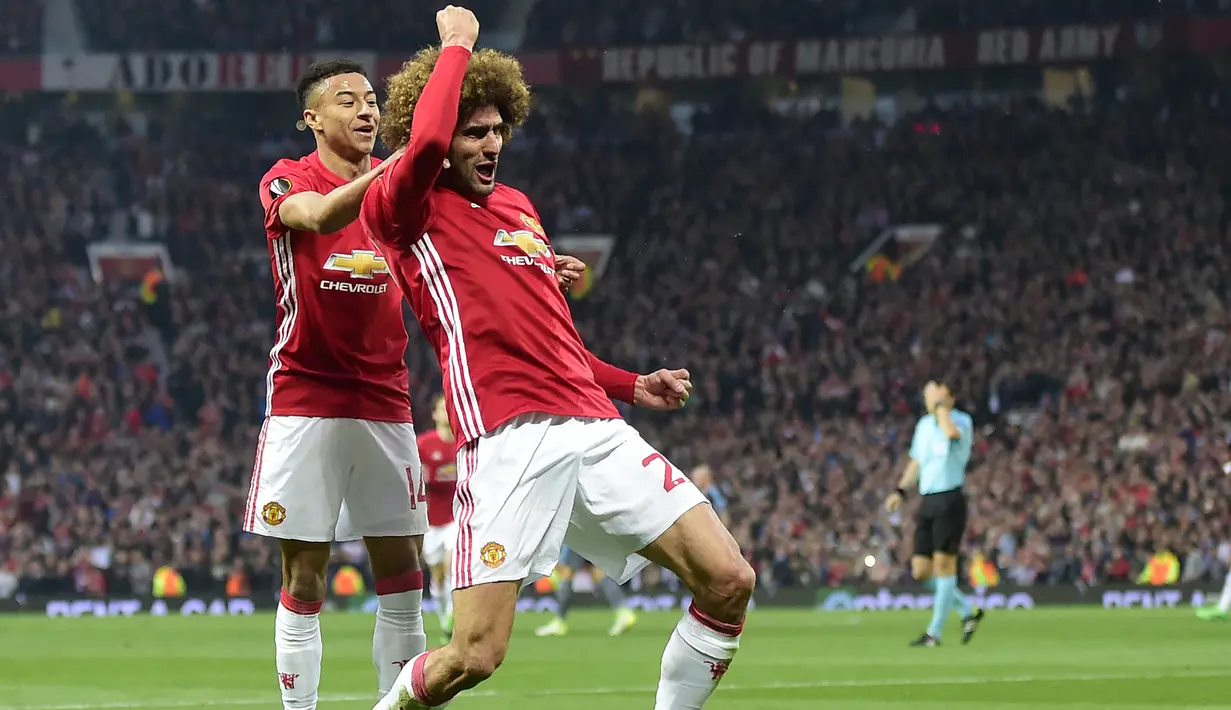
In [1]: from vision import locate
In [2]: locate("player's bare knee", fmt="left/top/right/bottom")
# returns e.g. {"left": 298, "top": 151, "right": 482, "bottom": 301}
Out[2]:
{"left": 281, "top": 543, "right": 329, "bottom": 601}
{"left": 365, "top": 535, "right": 421, "bottom": 580}
{"left": 695, "top": 555, "right": 756, "bottom": 620}
{"left": 932, "top": 554, "right": 958, "bottom": 577}
{"left": 283, "top": 559, "right": 327, "bottom": 601}
{"left": 910, "top": 555, "right": 933, "bottom": 582}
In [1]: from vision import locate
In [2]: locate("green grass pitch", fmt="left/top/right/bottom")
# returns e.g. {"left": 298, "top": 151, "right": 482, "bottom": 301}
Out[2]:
{"left": 0, "top": 607, "right": 1226, "bottom": 709}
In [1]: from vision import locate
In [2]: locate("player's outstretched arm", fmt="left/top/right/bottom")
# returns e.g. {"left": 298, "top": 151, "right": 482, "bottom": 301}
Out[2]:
{"left": 586, "top": 353, "right": 639, "bottom": 404}
{"left": 380, "top": 7, "right": 478, "bottom": 226}
{"left": 585, "top": 352, "right": 693, "bottom": 410}
{"left": 276, "top": 154, "right": 399, "bottom": 235}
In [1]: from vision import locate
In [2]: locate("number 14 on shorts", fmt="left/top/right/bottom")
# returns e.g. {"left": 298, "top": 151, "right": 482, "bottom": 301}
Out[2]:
{"left": 406, "top": 466, "right": 429, "bottom": 508}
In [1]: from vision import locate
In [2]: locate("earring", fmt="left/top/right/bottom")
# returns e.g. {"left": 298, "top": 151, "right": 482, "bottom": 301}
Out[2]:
{"left": 443, "top": 159, "right": 451, "bottom": 169}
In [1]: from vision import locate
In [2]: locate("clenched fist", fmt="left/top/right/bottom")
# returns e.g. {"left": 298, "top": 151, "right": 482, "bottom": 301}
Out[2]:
{"left": 437, "top": 5, "right": 479, "bottom": 51}
{"left": 633, "top": 368, "right": 693, "bottom": 411}
{"left": 554, "top": 254, "right": 585, "bottom": 292}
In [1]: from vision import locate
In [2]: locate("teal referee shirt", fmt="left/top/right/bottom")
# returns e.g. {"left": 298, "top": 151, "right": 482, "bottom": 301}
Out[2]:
{"left": 909, "top": 409, "right": 974, "bottom": 494}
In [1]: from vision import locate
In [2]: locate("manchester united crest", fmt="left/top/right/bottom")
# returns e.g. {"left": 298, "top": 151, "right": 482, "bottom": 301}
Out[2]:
{"left": 479, "top": 541, "right": 507, "bottom": 569}
{"left": 519, "top": 213, "right": 545, "bottom": 236}
{"left": 262, "top": 501, "right": 287, "bottom": 526}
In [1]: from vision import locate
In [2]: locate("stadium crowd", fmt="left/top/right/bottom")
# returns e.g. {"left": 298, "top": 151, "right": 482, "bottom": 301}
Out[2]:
{"left": 0, "top": 79, "right": 1229, "bottom": 600}
{"left": 522, "top": 0, "right": 1192, "bottom": 49}
{"left": 13, "top": 0, "right": 1208, "bottom": 55}
{"left": 72, "top": 0, "right": 505, "bottom": 53}
{"left": 0, "top": 0, "right": 41, "bottom": 55}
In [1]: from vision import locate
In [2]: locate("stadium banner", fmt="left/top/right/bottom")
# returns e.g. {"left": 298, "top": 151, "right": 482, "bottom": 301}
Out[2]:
{"left": 556, "top": 20, "right": 1200, "bottom": 83}
{"left": 0, "top": 591, "right": 748, "bottom": 618}
{"left": 2, "top": 583, "right": 1219, "bottom": 617}
{"left": 39, "top": 52, "right": 378, "bottom": 92}
{"left": 849, "top": 223, "right": 942, "bottom": 282}
{"left": 812, "top": 584, "right": 1221, "bottom": 611}
{"left": 554, "top": 234, "right": 616, "bottom": 299}
{"left": 6, "top": 18, "right": 1231, "bottom": 92}
{"left": 35, "top": 597, "right": 259, "bottom": 618}
{"left": 87, "top": 242, "right": 176, "bottom": 284}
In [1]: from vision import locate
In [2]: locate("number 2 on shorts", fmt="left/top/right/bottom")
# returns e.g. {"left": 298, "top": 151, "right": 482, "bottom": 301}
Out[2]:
{"left": 643, "top": 452, "right": 686, "bottom": 492}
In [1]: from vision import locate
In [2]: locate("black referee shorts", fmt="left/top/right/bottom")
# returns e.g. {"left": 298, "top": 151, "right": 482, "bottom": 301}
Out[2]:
{"left": 912, "top": 488, "right": 967, "bottom": 558}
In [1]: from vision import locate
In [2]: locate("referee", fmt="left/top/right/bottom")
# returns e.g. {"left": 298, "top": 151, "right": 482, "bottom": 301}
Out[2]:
{"left": 885, "top": 380, "right": 984, "bottom": 646}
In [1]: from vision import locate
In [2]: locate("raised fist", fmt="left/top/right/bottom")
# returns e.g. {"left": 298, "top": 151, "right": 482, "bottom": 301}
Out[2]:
{"left": 437, "top": 6, "right": 479, "bottom": 51}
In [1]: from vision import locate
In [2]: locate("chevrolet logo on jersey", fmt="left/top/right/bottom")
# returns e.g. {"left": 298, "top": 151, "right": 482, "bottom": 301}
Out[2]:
{"left": 324, "top": 250, "right": 389, "bottom": 279}
{"left": 321, "top": 250, "right": 391, "bottom": 294}
{"left": 494, "top": 229, "right": 551, "bottom": 258}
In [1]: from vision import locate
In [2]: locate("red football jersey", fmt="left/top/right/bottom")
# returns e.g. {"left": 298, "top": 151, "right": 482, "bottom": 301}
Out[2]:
{"left": 259, "top": 152, "right": 411, "bottom": 422}
{"left": 361, "top": 47, "right": 624, "bottom": 446}
{"left": 417, "top": 429, "right": 457, "bottom": 527}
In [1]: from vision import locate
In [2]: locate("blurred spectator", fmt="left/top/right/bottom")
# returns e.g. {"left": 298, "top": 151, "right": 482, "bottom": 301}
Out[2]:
{"left": 0, "top": 0, "right": 42, "bottom": 55}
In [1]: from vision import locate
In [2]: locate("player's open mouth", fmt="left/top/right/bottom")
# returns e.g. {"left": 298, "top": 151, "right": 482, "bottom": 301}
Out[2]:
{"left": 354, "top": 126, "right": 375, "bottom": 138}
{"left": 475, "top": 162, "right": 496, "bottom": 184}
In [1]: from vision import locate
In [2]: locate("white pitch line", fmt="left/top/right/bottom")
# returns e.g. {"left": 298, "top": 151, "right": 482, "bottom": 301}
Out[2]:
{"left": 4, "top": 669, "right": 1228, "bottom": 710}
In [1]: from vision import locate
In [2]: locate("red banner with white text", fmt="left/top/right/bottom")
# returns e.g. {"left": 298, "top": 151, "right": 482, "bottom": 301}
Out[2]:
{"left": 1, "top": 18, "right": 1230, "bottom": 91}
{"left": 559, "top": 20, "right": 1180, "bottom": 83}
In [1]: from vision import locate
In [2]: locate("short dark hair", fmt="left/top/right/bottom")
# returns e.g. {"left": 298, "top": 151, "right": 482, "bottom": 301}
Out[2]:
{"left": 296, "top": 59, "right": 368, "bottom": 110}
{"left": 930, "top": 380, "right": 956, "bottom": 402}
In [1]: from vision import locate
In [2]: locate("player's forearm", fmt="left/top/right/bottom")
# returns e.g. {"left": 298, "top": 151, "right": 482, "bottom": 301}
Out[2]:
{"left": 281, "top": 170, "right": 385, "bottom": 235}
{"left": 935, "top": 405, "right": 960, "bottom": 439}
{"left": 386, "top": 46, "right": 471, "bottom": 207}
{"left": 586, "top": 352, "right": 638, "bottom": 404}
{"left": 897, "top": 459, "right": 920, "bottom": 491}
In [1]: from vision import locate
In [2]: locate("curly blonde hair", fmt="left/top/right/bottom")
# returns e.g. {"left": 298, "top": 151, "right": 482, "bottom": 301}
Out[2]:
{"left": 381, "top": 47, "right": 533, "bottom": 151}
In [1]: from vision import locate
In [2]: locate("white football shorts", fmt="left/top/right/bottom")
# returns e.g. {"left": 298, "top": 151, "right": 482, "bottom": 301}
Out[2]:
{"left": 451, "top": 414, "right": 708, "bottom": 590}
{"left": 422, "top": 522, "right": 458, "bottom": 567}
{"left": 243, "top": 415, "right": 428, "bottom": 542}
